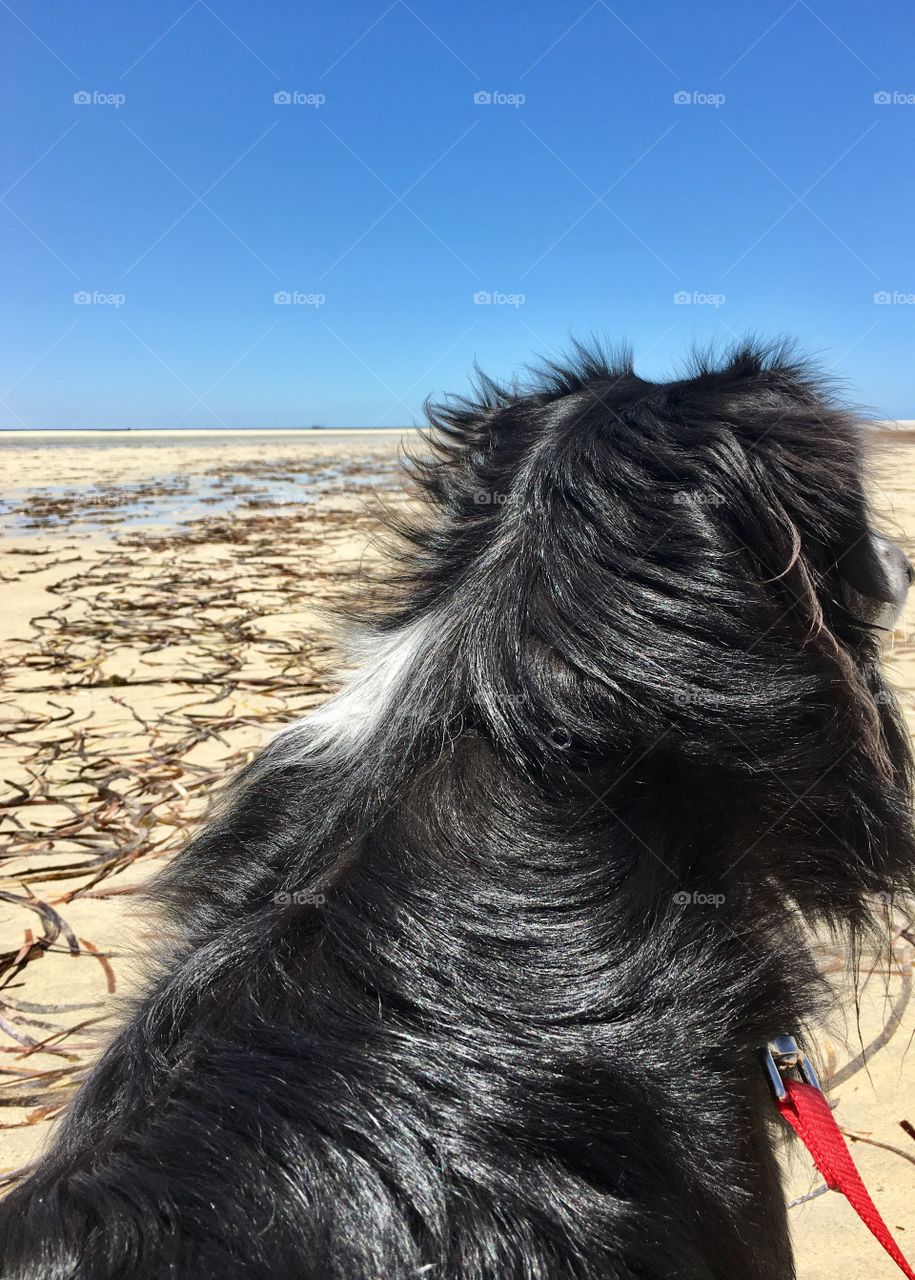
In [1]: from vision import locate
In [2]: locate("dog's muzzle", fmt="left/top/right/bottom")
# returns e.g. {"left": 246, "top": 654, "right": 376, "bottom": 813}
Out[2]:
{"left": 841, "top": 533, "right": 913, "bottom": 631}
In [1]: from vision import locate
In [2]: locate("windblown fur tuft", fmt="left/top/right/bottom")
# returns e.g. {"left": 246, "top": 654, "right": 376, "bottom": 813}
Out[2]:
{"left": 0, "top": 340, "right": 912, "bottom": 1279}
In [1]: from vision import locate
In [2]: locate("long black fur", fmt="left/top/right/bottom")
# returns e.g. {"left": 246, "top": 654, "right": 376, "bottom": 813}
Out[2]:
{"left": 2, "top": 340, "right": 913, "bottom": 1279}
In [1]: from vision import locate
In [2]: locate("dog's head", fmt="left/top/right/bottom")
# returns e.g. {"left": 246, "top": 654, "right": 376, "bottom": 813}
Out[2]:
{"left": 395, "top": 341, "right": 914, "bottom": 921}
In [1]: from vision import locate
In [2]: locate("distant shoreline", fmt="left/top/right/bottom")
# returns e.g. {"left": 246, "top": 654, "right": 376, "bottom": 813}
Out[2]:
{"left": 0, "top": 427, "right": 420, "bottom": 439}
{"left": 1, "top": 422, "right": 912, "bottom": 440}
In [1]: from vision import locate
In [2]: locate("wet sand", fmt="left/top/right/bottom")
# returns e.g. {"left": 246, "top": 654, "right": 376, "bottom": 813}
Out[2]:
{"left": 1, "top": 429, "right": 913, "bottom": 1278}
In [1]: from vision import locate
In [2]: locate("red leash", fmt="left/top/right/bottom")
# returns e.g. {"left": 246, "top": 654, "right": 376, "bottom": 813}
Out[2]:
{"left": 764, "top": 1036, "right": 914, "bottom": 1279}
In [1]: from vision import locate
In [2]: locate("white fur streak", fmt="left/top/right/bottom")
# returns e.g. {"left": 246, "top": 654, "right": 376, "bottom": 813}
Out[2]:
{"left": 270, "top": 615, "right": 437, "bottom": 762}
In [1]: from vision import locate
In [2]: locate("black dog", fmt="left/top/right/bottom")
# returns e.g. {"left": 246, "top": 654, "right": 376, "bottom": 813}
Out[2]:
{"left": 2, "top": 342, "right": 913, "bottom": 1279}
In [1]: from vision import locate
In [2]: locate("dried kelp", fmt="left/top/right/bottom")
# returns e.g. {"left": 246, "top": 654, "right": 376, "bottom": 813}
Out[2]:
{"left": 0, "top": 450, "right": 405, "bottom": 1145}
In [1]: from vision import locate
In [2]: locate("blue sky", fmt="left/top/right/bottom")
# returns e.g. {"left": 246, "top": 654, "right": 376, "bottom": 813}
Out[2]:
{"left": 1, "top": 0, "right": 913, "bottom": 427}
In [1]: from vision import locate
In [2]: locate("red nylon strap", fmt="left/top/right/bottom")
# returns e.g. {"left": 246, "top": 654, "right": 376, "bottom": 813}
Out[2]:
{"left": 777, "top": 1077, "right": 915, "bottom": 1279}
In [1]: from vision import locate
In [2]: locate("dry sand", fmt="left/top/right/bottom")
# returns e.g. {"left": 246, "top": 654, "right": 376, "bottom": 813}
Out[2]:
{"left": 0, "top": 429, "right": 913, "bottom": 1277}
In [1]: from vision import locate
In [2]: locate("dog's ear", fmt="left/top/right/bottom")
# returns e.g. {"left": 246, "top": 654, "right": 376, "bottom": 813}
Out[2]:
{"left": 412, "top": 371, "right": 519, "bottom": 509}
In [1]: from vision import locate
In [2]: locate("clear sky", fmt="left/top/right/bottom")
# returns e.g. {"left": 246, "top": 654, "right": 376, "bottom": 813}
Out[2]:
{"left": 1, "top": 0, "right": 913, "bottom": 427}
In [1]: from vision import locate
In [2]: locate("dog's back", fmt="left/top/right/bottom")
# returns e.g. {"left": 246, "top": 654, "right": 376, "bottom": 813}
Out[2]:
{"left": 1, "top": 342, "right": 912, "bottom": 1279}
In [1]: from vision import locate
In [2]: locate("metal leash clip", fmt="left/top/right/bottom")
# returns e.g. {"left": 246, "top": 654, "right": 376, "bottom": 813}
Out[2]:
{"left": 762, "top": 1034, "right": 821, "bottom": 1101}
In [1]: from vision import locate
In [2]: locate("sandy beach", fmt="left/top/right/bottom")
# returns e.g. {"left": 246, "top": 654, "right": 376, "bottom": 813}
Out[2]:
{"left": 0, "top": 429, "right": 913, "bottom": 1278}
